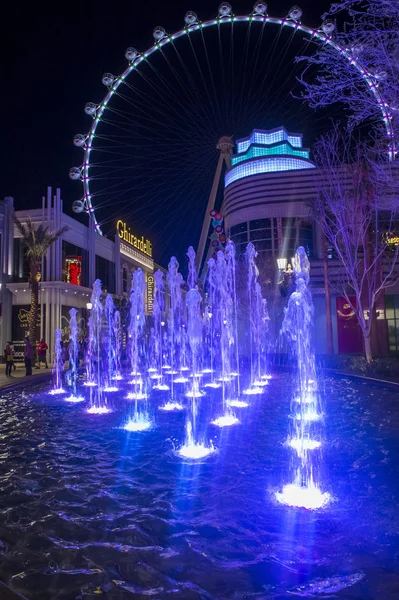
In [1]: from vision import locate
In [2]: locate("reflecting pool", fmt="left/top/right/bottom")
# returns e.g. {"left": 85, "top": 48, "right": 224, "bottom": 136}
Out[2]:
{"left": 0, "top": 374, "right": 398, "bottom": 599}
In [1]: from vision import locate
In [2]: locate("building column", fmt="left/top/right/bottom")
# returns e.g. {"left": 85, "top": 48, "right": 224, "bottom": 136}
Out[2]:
{"left": 88, "top": 219, "right": 96, "bottom": 286}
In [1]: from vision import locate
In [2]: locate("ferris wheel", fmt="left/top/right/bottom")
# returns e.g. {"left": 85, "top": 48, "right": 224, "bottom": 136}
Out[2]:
{"left": 70, "top": 1, "right": 395, "bottom": 261}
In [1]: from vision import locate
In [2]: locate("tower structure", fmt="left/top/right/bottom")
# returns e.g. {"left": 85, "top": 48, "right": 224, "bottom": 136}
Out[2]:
{"left": 196, "top": 136, "right": 234, "bottom": 275}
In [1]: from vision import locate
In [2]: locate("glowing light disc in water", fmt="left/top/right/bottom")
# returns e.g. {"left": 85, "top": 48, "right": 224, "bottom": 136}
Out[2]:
{"left": 87, "top": 406, "right": 111, "bottom": 414}
{"left": 129, "top": 378, "right": 143, "bottom": 385}
{"left": 159, "top": 402, "right": 184, "bottom": 411}
{"left": 243, "top": 386, "right": 263, "bottom": 395}
{"left": 130, "top": 371, "right": 141, "bottom": 376}
{"left": 211, "top": 414, "right": 240, "bottom": 427}
{"left": 276, "top": 484, "right": 330, "bottom": 510}
{"left": 201, "top": 368, "right": 213, "bottom": 374}
{"left": 149, "top": 373, "right": 162, "bottom": 380}
{"left": 147, "top": 367, "right": 157, "bottom": 373}
{"left": 261, "top": 374, "right": 273, "bottom": 380}
{"left": 204, "top": 382, "right": 221, "bottom": 389}
{"left": 173, "top": 377, "right": 189, "bottom": 384}
{"left": 126, "top": 392, "right": 148, "bottom": 400}
{"left": 48, "top": 388, "right": 66, "bottom": 395}
{"left": 253, "top": 379, "right": 269, "bottom": 387}
{"left": 103, "top": 386, "right": 119, "bottom": 392}
{"left": 112, "top": 374, "right": 123, "bottom": 381}
{"left": 218, "top": 376, "right": 232, "bottom": 382}
{"left": 180, "top": 366, "right": 190, "bottom": 372}
{"left": 178, "top": 442, "right": 215, "bottom": 460}
{"left": 164, "top": 370, "right": 178, "bottom": 375}
{"left": 153, "top": 383, "right": 170, "bottom": 391}
{"left": 288, "top": 438, "right": 321, "bottom": 454}
{"left": 190, "top": 372, "right": 203, "bottom": 378}
{"left": 83, "top": 381, "right": 96, "bottom": 387}
{"left": 65, "top": 395, "right": 84, "bottom": 403}
{"left": 228, "top": 399, "right": 249, "bottom": 408}
{"left": 162, "top": 364, "right": 172, "bottom": 369}
{"left": 229, "top": 372, "right": 239, "bottom": 377}
{"left": 123, "top": 417, "right": 151, "bottom": 432}
{"left": 185, "top": 389, "right": 204, "bottom": 398}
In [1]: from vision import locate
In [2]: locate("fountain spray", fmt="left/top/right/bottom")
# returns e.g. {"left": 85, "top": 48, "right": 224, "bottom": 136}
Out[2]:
{"left": 277, "top": 247, "right": 330, "bottom": 509}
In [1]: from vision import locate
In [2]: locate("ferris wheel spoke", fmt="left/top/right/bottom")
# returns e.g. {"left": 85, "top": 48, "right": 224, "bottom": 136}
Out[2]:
{"left": 108, "top": 87, "right": 209, "bottom": 141}
{"left": 186, "top": 34, "right": 220, "bottom": 126}
{"left": 142, "top": 52, "right": 218, "bottom": 135}
{"left": 93, "top": 149, "right": 216, "bottom": 213}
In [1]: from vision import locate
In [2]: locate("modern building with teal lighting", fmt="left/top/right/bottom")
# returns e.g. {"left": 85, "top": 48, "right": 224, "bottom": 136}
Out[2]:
{"left": 226, "top": 126, "right": 316, "bottom": 187}
{"left": 223, "top": 126, "right": 399, "bottom": 356}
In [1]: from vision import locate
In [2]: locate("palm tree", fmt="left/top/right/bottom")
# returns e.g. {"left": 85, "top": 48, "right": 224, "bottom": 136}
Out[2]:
{"left": 14, "top": 217, "right": 68, "bottom": 362}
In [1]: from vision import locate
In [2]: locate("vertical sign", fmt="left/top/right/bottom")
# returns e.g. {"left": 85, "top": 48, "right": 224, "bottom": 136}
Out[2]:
{"left": 147, "top": 274, "right": 154, "bottom": 315}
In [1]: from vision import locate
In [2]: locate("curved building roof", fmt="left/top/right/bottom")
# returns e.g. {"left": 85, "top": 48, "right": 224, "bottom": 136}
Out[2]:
{"left": 225, "top": 126, "right": 316, "bottom": 188}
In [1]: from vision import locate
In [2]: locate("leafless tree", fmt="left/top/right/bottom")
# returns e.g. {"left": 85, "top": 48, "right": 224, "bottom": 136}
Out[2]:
{"left": 312, "top": 126, "right": 399, "bottom": 361}
{"left": 297, "top": 0, "right": 399, "bottom": 141}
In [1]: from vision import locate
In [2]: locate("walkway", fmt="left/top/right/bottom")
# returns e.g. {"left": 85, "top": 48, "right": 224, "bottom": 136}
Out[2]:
{"left": 0, "top": 363, "right": 52, "bottom": 391}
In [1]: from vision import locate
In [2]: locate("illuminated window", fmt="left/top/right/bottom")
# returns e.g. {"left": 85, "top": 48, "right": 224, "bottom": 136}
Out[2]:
{"left": 65, "top": 256, "right": 82, "bottom": 286}
{"left": 62, "top": 241, "right": 88, "bottom": 286}
{"left": 232, "top": 143, "right": 309, "bottom": 166}
{"left": 236, "top": 127, "right": 304, "bottom": 153}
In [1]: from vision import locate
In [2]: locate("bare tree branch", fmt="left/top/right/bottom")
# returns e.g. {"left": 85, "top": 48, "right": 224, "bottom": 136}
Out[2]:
{"left": 312, "top": 126, "right": 399, "bottom": 360}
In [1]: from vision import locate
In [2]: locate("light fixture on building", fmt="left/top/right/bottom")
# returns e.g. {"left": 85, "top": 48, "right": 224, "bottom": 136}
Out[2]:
{"left": 86, "top": 302, "right": 92, "bottom": 310}
{"left": 277, "top": 257, "right": 287, "bottom": 271}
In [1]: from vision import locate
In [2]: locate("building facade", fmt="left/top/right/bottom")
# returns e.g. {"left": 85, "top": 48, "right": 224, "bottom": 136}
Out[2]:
{"left": 0, "top": 188, "right": 158, "bottom": 361}
{"left": 224, "top": 126, "right": 399, "bottom": 355}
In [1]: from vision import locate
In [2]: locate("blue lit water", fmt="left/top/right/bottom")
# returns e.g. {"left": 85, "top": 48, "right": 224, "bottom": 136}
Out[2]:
{"left": 0, "top": 375, "right": 398, "bottom": 599}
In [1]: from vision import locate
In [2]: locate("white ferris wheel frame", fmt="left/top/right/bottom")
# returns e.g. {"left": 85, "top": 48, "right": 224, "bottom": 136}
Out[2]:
{"left": 72, "top": 4, "right": 396, "bottom": 235}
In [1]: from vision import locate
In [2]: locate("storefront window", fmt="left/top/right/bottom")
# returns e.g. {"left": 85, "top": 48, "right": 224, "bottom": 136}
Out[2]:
{"left": 12, "top": 238, "right": 30, "bottom": 282}
{"left": 95, "top": 255, "right": 115, "bottom": 294}
{"left": 122, "top": 266, "right": 128, "bottom": 294}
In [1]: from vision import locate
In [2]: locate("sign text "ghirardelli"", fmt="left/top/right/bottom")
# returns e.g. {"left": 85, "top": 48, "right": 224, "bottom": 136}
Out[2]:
{"left": 117, "top": 220, "right": 152, "bottom": 257}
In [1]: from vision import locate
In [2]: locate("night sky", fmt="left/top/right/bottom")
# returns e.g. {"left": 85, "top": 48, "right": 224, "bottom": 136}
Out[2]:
{"left": 4, "top": 0, "right": 335, "bottom": 267}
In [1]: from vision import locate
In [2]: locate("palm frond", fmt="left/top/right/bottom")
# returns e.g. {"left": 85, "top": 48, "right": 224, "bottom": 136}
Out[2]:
{"left": 14, "top": 217, "right": 69, "bottom": 260}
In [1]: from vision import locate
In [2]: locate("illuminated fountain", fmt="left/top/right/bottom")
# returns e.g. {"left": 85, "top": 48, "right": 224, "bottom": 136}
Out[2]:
{"left": 65, "top": 308, "right": 83, "bottom": 402}
{"left": 49, "top": 329, "right": 65, "bottom": 395}
{"left": 243, "top": 242, "right": 267, "bottom": 394}
{"left": 86, "top": 280, "right": 110, "bottom": 414}
{"left": 104, "top": 294, "right": 119, "bottom": 391}
{"left": 276, "top": 247, "right": 330, "bottom": 509}
{"left": 225, "top": 240, "right": 241, "bottom": 394}
{"left": 167, "top": 257, "right": 186, "bottom": 384}
{"left": 124, "top": 268, "right": 150, "bottom": 430}
{"left": 113, "top": 309, "right": 122, "bottom": 380}
{"left": 178, "top": 247, "right": 213, "bottom": 458}
{"left": 209, "top": 251, "right": 239, "bottom": 428}
{"left": 152, "top": 269, "right": 169, "bottom": 393}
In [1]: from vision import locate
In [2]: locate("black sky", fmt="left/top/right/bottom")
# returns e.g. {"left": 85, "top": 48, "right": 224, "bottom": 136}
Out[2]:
{"left": 3, "top": 0, "right": 334, "bottom": 266}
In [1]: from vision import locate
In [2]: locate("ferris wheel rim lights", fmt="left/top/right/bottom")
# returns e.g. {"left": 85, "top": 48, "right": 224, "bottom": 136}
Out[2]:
{"left": 72, "top": 3, "right": 395, "bottom": 234}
